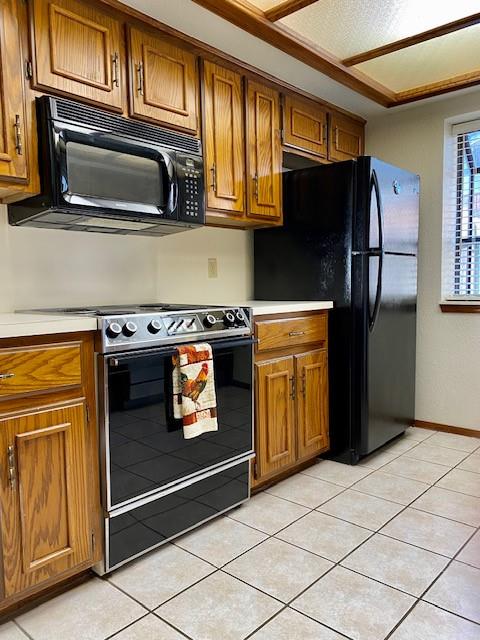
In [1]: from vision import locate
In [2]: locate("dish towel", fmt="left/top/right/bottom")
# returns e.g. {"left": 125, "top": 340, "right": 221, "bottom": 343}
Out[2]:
{"left": 172, "top": 343, "right": 218, "bottom": 439}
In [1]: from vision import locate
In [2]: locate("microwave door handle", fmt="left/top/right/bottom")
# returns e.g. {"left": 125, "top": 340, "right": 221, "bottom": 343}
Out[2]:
{"left": 159, "top": 150, "right": 178, "bottom": 215}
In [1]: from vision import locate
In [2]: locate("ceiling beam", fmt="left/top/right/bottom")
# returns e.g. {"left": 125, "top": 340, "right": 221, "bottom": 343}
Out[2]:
{"left": 343, "top": 13, "right": 480, "bottom": 67}
{"left": 191, "top": 0, "right": 395, "bottom": 107}
{"left": 265, "top": 0, "right": 320, "bottom": 22}
{"left": 394, "top": 69, "right": 480, "bottom": 105}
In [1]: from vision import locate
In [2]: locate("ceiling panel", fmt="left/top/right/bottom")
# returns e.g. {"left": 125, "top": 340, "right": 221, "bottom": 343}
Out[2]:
{"left": 279, "top": 0, "right": 480, "bottom": 59}
{"left": 248, "top": 0, "right": 286, "bottom": 10}
{"left": 355, "top": 24, "right": 480, "bottom": 92}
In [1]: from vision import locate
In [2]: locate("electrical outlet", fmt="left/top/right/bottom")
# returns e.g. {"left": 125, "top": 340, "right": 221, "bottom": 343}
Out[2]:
{"left": 208, "top": 258, "right": 218, "bottom": 278}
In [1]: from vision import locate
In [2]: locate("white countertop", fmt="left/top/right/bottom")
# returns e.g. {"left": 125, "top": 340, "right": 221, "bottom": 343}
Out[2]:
{"left": 0, "top": 313, "right": 98, "bottom": 339}
{"left": 235, "top": 301, "right": 334, "bottom": 316}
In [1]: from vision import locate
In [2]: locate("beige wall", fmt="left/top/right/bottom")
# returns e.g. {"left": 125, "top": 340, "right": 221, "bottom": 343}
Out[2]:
{"left": 366, "top": 90, "right": 480, "bottom": 431}
{"left": 0, "top": 205, "right": 253, "bottom": 312}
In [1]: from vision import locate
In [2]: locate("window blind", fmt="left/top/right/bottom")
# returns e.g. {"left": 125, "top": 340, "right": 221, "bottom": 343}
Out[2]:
{"left": 442, "top": 119, "right": 480, "bottom": 300}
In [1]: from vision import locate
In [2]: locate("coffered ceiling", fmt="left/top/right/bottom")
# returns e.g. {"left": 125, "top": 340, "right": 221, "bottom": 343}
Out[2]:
{"left": 192, "top": 0, "right": 480, "bottom": 107}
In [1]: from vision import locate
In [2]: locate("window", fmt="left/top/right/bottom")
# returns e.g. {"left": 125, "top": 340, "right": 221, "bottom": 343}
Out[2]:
{"left": 443, "top": 120, "right": 480, "bottom": 300}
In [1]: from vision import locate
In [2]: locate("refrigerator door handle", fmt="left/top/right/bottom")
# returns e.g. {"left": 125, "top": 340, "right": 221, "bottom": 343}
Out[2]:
{"left": 368, "top": 169, "right": 384, "bottom": 332}
{"left": 369, "top": 252, "right": 383, "bottom": 332}
{"left": 369, "top": 169, "right": 384, "bottom": 254}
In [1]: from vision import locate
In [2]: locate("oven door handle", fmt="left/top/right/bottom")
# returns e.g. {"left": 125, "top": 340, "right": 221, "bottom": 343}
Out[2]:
{"left": 108, "top": 336, "right": 257, "bottom": 366}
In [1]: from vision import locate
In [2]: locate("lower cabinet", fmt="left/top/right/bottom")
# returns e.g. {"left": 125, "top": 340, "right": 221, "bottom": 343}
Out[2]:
{"left": 295, "top": 349, "right": 329, "bottom": 459}
{"left": 0, "top": 333, "right": 101, "bottom": 611}
{"left": 255, "top": 356, "right": 296, "bottom": 478}
{"left": 0, "top": 402, "right": 92, "bottom": 598}
{"left": 253, "top": 312, "right": 330, "bottom": 487}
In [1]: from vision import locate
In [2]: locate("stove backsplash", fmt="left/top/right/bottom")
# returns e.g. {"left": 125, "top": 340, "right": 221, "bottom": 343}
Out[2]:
{"left": 0, "top": 207, "right": 253, "bottom": 312}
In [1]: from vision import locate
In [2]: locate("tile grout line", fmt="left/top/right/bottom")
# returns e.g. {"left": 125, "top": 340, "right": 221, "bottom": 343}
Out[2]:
{"left": 120, "top": 429, "right": 480, "bottom": 638}
{"left": 229, "top": 433, "right": 447, "bottom": 638}
{"left": 245, "top": 432, "right": 480, "bottom": 637}
{"left": 381, "top": 443, "right": 480, "bottom": 639}
{"left": 12, "top": 428, "right": 479, "bottom": 639}
{"left": 12, "top": 620, "right": 35, "bottom": 640}
{"left": 103, "top": 611, "right": 151, "bottom": 640}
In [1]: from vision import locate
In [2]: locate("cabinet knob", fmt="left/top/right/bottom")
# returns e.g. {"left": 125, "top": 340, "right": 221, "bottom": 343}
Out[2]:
{"left": 0, "top": 372, "right": 15, "bottom": 380}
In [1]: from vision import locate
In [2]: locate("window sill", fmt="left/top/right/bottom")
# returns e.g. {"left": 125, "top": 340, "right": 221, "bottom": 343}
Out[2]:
{"left": 440, "top": 303, "right": 480, "bottom": 313}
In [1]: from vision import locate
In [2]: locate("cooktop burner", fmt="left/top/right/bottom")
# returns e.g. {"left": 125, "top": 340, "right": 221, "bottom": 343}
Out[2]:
{"left": 38, "top": 303, "right": 223, "bottom": 316}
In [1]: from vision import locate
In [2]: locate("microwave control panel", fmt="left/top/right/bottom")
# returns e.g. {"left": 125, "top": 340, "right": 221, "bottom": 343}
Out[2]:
{"left": 176, "top": 153, "right": 205, "bottom": 223}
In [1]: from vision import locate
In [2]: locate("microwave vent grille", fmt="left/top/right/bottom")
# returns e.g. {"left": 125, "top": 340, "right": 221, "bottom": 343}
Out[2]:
{"left": 52, "top": 98, "right": 201, "bottom": 154}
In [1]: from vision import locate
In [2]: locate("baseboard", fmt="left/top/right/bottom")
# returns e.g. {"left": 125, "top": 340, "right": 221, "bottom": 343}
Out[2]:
{"left": 414, "top": 420, "right": 480, "bottom": 439}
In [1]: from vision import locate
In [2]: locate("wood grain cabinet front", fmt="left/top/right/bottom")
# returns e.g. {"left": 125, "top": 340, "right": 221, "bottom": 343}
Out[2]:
{"left": 0, "top": 0, "right": 29, "bottom": 188}
{"left": 0, "top": 343, "right": 82, "bottom": 400}
{"left": 0, "top": 401, "right": 92, "bottom": 599}
{"left": 282, "top": 94, "right": 328, "bottom": 159}
{"left": 29, "top": 0, "right": 124, "bottom": 111}
{"left": 328, "top": 112, "right": 364, "bottom": 161}
{"left": 295, "top": 349, "right": 329, "bottom": 460}
{"left": 253, "top": 312, "right": 330, "bottom": 488}
{"left": 203, "top": 60, "right": 245, "bottom": 215}
{"left": 255, "top": 356, "right": 296, "bottom": 478}
{"left": 246, "top": 80, "right": 282, "bottom": 222}
{"left": 128, "top": 26, "right": 198, "bottom": 133}
{"left": 0, "top": 333, "right": 101, "bottom": 611}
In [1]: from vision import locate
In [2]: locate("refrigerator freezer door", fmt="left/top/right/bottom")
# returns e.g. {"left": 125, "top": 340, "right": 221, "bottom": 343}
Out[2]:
{"left": 370, "top": 158, "right": 419, "bottom": 255}
{"left": 360, "top": 252, "right": 417, "bottom": 455}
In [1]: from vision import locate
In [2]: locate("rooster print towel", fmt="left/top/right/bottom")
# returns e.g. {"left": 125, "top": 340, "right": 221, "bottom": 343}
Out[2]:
{"left": 172, "top": 343, "right": 218, "bottom": 439}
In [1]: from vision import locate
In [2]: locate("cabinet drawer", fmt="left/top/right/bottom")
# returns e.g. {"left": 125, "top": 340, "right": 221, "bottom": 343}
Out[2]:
{"left": 0, "top": 343, "right": 82, "bottom": 399}
{"left": 255, "top": 314, "right": 327, "bottom": 352}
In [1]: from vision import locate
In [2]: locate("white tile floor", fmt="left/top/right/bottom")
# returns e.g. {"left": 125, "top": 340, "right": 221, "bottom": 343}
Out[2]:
{"left": 2, "top": 427, "right": 480, "bottom": 640}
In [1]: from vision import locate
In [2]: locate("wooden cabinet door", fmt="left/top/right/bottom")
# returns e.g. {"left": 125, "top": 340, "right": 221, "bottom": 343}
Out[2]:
{"left": 0, "top": 402, "right": 92, "bottom": 598}
{"left": 0, "top": 0, "right": 28, "bottom": 182}
{"left": 247, "top": 81, "right": 282, "bottom": 220}
{"left": 295, "top": 349, "right": 329, "bottom": 459}
{"left": 128, "top": 26, "right": 198, "bottom": 133}
{"left": 328, "top": 112, "right": 364, "bottom": 161}
{"left": 203, "top": 60, "right": 244, "bottom": 214}
{"left": 255, "top": 356, "right": 296, "bottom": 479}
{"left": 31, "top": 0, "right": 123, "bottom": 111}
{"left": 283, "top": 95, "right": 327, "bottom": 159}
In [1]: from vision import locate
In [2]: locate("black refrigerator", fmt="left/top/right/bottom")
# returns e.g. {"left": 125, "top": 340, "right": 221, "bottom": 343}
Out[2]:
{"left": 254, "top": 157, "right": 419, "bottom": 463}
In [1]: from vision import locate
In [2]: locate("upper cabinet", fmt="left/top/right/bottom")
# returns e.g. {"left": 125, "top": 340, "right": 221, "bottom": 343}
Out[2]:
{"left": 283, "top": 95, "right": 328, "bottom": 160}
{"left": 30, "top": 0, "right": 124, "bottom": 111}
{"left": 246, "top": 81, "right": 282, "bottom": 221}
{"left": 0, "top": 0, "right": 28, "bottom": 187}
{"left": 203, "top": 60, "right": 245, "bottom": 215}
{"left": 128, "top": 26, "right": 198, "bottom": 134}
{"left": 328, "top": 112, "right": 364, "bottom": 161}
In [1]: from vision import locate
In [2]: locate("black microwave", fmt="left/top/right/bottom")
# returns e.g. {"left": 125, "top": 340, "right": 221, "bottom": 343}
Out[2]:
{"left": 8, "top": 97, "right": 205, "bottom": 236}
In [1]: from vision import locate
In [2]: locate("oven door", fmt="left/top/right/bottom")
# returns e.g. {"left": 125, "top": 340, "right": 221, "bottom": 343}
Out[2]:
{"left": 52, "top": 122, "right": 177, "bottom": 219}
{"left": 102, "top": 337, "right": 254, "bottom": 510}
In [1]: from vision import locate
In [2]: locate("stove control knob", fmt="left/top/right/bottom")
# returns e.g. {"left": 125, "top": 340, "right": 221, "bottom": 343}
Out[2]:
{"left": 203, "top": 314, "right": 217, "bottom": 328}
{"left": 223, "top": 311, "right": 236, "bottom": 327}
{"left": 235, "top": 311, "right": 244, "bottom": 323}
{"left": 106, "top": 322, "right": 122, "bottom": 339}
{"left": 122, "top": 321, "right": 137, "bottom": 337}
{"left": 148, "top": 319, "right": 162, "bottom": 334}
